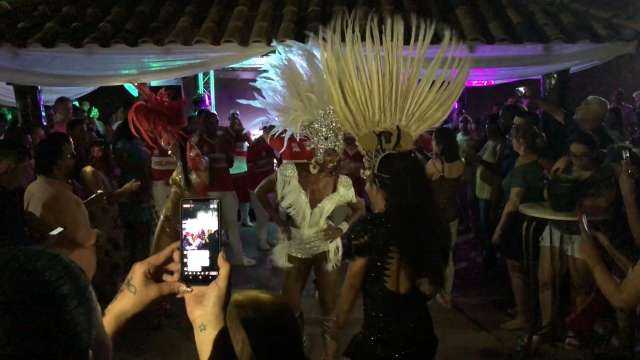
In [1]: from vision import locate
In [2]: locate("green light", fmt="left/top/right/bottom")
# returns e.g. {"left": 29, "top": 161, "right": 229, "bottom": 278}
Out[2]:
{"left": 197, "top": 73, "right": 204, "bottom": 94}
{"left": 123, "top": 84, "right": 139, "bottom": 97}
{"left": 209, "top": 70, "right": 215, "bottom": 112}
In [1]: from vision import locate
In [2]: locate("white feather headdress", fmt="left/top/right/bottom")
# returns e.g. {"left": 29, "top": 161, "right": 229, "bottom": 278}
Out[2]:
{"left": 319, "top": 13, "right": 471, "bottom": 157}
{"left": 238, "top": 41, "right": 343, "bottom": 158}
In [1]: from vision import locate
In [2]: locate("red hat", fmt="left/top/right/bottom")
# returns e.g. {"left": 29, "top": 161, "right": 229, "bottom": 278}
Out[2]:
{"left": 269, "top": 135, "right": 314, "bottom": 163}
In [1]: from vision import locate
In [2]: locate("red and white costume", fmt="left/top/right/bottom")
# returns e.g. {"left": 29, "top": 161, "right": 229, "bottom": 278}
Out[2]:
{"left": 128, "top": 85, "right": 185, "bottom": 216}
{"left": 128, "top": 85, "right": 252, "bottom": 265}
{"left": 186, "top": 128, "right": 249, "bottom": 263}
{"left": 150, "top": 147, "right": 177, "bottom": 216}
{"left": 246, "top": 135, "right": 277, "bottom": 248}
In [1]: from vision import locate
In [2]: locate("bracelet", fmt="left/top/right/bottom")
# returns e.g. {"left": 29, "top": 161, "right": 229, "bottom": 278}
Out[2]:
{"left": 337, "top": 222, "right": 350, "bottom": 234}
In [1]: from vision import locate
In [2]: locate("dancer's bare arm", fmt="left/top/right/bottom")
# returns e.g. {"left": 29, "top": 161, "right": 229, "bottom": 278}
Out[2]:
{"left": 581, "top": 232, "right": 640, "bottom": 310}
{"left": 255, "top": 174, "right": 290, "bottom": 238}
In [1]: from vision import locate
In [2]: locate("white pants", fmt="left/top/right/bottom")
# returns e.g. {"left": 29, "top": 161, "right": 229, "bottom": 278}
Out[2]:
{"left": 207, "top": 191, "right": 245, "bottom": 261}
{"left": 250, "top": 191, "right": 270, "bottom": 246}
{"left": 151, "top": 180, "right": 171, "bottom": 216}
{"left": 444, "top": 219, "right": 459, "bottom": 296}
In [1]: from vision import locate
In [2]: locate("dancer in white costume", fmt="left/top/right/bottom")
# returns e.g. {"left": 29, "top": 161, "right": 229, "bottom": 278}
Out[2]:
{"left": 245, "top": 42, "right": 365, "bottom": 359}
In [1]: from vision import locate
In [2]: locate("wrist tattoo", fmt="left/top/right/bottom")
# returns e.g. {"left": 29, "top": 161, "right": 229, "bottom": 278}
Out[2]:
{"left": 198, "top": 322, "right": 207, "bottom": 334}
{"left": 123, "top": 276, "right": 137, "bottom": 295}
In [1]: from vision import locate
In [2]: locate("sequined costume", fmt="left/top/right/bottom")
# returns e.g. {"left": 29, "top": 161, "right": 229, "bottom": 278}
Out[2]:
{"left": 344, "top": 213, "right": 439, "bottom": 359}
{"left": 272, "top": 162, "right": 356, "bottom": 270}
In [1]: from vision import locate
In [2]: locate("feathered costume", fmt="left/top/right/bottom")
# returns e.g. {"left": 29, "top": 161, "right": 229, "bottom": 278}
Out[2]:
{"left": 240, "top": 41, "right": 356, "bottom": 271}
{"left": 320, "top": 13, "right": 471, "bottom": 164}
{"left": 128, "top": 86, "right": 186, "bottom": 148}
{"left": 318, "top": 14, "right": 471, "bottom": 359}
{"left": 127, "top": 84, "right": 189, "bottom": 254}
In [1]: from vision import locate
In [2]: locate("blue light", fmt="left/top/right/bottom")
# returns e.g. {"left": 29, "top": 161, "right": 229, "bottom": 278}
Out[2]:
{"left": 123, "top": 83, "right": 138, "bottom": 97}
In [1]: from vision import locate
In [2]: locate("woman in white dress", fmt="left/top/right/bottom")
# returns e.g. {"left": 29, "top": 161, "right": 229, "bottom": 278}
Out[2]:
{"left": 256, "top": 139, "right": 364, "bottom": 359}
{"left": 238, "top": 40, "right": 367, "bottom": 358}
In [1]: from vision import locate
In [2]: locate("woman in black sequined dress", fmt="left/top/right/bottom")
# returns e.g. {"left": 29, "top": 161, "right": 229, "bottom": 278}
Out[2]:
{"left": 335, "top": 151, "right": 451, "bottom": 359}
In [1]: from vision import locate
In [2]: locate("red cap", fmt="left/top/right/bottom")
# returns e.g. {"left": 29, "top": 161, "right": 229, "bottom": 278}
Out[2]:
{"left": 269, "top": 135, "right": 314, "bottom": 162}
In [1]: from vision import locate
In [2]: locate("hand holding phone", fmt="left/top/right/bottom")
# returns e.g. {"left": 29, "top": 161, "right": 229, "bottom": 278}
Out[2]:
{"left": 180, "top": 198, "right": 221, "bottom": 285}
{"left": 515, "top": 86, "right": 528, "bottom": 97}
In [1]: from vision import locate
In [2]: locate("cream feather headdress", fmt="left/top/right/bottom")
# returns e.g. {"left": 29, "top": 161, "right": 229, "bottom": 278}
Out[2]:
{"left": 238, "top": 40, "right": 343, "bottom": 160}
{"left": 319, "top": 13, "right": 471, "bottom": 174}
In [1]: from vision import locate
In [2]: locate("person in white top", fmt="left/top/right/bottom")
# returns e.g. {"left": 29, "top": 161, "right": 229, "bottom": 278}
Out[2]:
{"left": 467, "top": 117, "right": 505, "bottom": 271}
{"left": 24, "top": 133, "right": 98, "bottom": 278}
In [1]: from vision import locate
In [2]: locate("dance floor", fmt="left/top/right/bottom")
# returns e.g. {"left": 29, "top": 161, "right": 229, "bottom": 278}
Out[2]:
{"left": 112, "top": 225, "right": 594, "bottom": 359}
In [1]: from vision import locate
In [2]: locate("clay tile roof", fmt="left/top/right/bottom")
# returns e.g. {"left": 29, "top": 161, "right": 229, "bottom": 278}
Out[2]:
{"left": 0, "top": 0, "right": 637, "bottom": 49}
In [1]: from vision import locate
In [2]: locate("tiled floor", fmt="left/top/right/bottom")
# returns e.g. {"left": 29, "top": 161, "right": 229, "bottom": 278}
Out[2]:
{"left": 112, "top": 225, "right": 613, "bottom": 359}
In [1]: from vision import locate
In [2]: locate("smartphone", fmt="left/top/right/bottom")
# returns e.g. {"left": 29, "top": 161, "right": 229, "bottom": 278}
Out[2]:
{"left": 515, "top": 86, "right": 527, "bottom": 97}
{"left": 83, "top": 189, "right": 104, "bottom": 203}
{"left": 622, "top": 149, "right": 631, "bottom": 161}
{"left": 180, "top": 198, "right": 221, "bottom": 285}
{"left": 580, "top": 214, "right": 591, "bottom": 235}
{"left": 48, "top": 227, "right": 64, "bottom": 236}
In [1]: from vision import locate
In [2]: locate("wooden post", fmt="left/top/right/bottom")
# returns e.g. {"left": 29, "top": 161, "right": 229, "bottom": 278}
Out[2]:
{"left": 11, "top": 84, "right": 45, "bottom": 129}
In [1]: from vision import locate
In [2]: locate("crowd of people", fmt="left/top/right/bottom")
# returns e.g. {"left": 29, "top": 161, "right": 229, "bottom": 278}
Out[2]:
{"left": 432, "top": 88, "right": 640, "bottom": 352}
{"left": 1, "top": 79, "right": 640, "bottom": 359}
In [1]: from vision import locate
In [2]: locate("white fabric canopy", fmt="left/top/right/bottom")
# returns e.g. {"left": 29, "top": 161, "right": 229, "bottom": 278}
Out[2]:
{"left": 0, "top": 41, "right": 634, "bottom": 102}
{"left": 0, "top": 44, "right": 271, "bottom": 87}
{"left": 0, "top": 83, "right": 96, "bottom": 106}
{"left": 459, "top": 41, "right": 637, "bottom": 82}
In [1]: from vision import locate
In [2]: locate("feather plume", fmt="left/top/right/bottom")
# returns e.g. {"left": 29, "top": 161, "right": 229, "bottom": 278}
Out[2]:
{"left": 319, "top": 13, "right": 472, "bottom": 153}
{"left": 237, "top": 41, "right": 342, "bottom": 157}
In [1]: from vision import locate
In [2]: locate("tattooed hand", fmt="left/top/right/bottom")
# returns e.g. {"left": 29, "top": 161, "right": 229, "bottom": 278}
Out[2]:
{"left": 184, "top": 252, "right": 231, "bottom": 360}
{"left": 103, "top": 242, "right": 191, "bottom": 337}
{"left": 184, "top": 252, "right": 231, "bottom": 325}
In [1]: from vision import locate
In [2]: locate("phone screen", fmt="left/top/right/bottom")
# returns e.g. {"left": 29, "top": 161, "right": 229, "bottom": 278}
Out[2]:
{"left": 180, "top": 198, "right": 221, "bottom": 285}
{"left": 48, "top": 227, "right": 64, "bottom": 236}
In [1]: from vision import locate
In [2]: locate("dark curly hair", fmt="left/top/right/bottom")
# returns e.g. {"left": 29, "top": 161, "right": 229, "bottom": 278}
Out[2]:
{"left": 0, "top": 247, "right": 98, "bottom": 359}
{"left": 34, "top": 132, "right": 71, "bottom": 176}
{"left": 374, "top": 151, "right": 450, "bottom": 287}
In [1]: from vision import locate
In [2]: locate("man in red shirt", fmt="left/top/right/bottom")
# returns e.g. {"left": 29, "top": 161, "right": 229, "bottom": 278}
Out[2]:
{"left": 227, "top": 111, "right": 253, "bottom": 227}
{"left": 247, "top": 123, "right": 277, "bottom": 250}
{"left": 189, "top": 110, "right": 255, "bottom": 266}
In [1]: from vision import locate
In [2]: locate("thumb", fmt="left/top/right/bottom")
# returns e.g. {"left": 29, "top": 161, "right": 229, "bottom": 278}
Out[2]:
{"left": 214, "top": 252, "right": 231, "bottom": 289}
{"left": 155, "top": 281, "right": 192, "bottom": 297}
